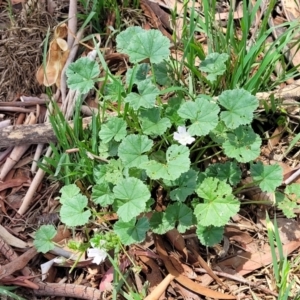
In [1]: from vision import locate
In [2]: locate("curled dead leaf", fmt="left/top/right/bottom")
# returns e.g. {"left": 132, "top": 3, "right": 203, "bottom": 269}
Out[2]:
{"left": 36, "top": 23, "right": 70, "bottom": 88}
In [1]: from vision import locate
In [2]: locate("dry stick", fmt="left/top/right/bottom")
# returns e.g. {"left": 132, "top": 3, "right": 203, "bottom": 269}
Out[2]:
{"left": 0, "top": 113, "right": 37, "bottom": 180}
{"left": 194, "top": 268, "right": 278, "bottom": 297}
{"left": 0, "top": 237, "right": 101, "bottom": 299}
{"left": 0, "top": 107, "right": 34, "bottom": 113}
{"left": 67, "top": 0, "right": 77, "bottom": 48}
{"left": 31, "top": 143, "right": 44, "bottom": 174}
{"left": 284, "top": 168, "right": 300, "bottom": 185}
{"left": 0, "top": 117, "right": 93, "bottom": 147}
{"left": 144, "top": 273, "right": 175, "bottom": 300}
{"left": 0, "top": 247, "right": 37, "bottom": 280}
{"left": 33, "top": 282, "right": 102, "bottom": 299}
{"left": 17, "top": 146, "right": 52, "bottom": 215}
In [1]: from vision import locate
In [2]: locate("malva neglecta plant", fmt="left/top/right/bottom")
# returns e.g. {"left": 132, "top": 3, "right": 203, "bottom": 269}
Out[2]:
{"left": 34, "top": 26, "right": 300, "bottom": 257}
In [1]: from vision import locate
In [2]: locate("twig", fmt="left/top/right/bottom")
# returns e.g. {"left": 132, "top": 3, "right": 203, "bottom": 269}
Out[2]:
{"left": 0, "top": 113, "right": 37, "bottom": 180}
{"left": 194, "top": 268, "right": 278, "bottom": 297}
{"left": 33, "top": 281, "right": 102, "bottom": 299}
{"left": 0, "top": 247, "right": 37, "bottom": 280}
{"left": 284, "top": 167, "right": 300, "bottom": 185}
{"left": 17, "top": 146, "right": 52, "bottom": 215}
{"left": 67, "top": 0, "right": 77, "bottom": 48}
{"left": 0, "top": 117, "right": 92, "bottom": 148}
{"left": 31, "top": 143, "right": 44, "bottom": 174}
{"left": 0, "top": 107, "right": 35, "bottom": 113}
{"left": 144, "top": 273, "right": 175, "bottom": 300}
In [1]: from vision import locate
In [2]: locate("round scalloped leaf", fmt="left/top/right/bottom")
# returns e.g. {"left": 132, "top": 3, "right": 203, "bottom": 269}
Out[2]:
{"left": 99, "top": 117, "right": 127, "bottom": 143}
{"left": 118, "top": 134, "right": 153, "bottom": 168}
{"left": 199, "top": 52, "right": 229, "bottom": 82}
{"left": 196, "top": 225, "right": 224, "bottom": 247}
{"left": 66, "top": 57, "right": 100, "bottom": 94}
{"left": 113, "top": 178, "right": 150, "bottom": 222}
{"left": 218, "top": 89, "right": 258, "bottom": 129}
{"left": 114, "top": 217, "right": 149, "bottom": 245}
{"left": 250, "top": 162, "right": 283, "bottom": 193}
{"left": 126, "top": 29, "right": 170, "bottom": 63}
{"left": 223, "top": 125, "right": 261, "bottom": 163}
{"left": 124, "top": 79, "right": 159, "bottom": 110}
{"left": 178, "top": 98, "right": 220, "bottom": 136}
{"left": 195, "top": 177, "right": 240, "bottom": 227}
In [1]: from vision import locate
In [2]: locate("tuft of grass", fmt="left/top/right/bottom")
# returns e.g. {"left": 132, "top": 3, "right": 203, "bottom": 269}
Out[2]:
{"left": 172, "top": 0, "right": 300, "bottom": 95}
{"left": 266, "top": 212, "right": 295, "bottom": 299}
{"left": 38, "top": 100, "right": 100, "bottom": 186}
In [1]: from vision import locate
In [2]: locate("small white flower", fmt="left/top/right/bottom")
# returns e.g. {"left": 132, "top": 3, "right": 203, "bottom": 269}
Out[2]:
{"left": 87, "top": 248, "right": 107, "bottom": 265}
{"left": 173, "top": 126, "right": 195, "bottom": 145}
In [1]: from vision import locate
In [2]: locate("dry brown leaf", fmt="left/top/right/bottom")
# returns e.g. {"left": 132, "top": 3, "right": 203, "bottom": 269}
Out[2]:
{"left": 155, "top": 235, "right": 236, "bottom": 299}
{"left": 165, "top": 228, "right": 188, "bottom": 259}
{"left": 268, "top": 126, "right": 284, "bottom": 151}
{"left": 218, "top": 240, "right": 300, "bottom": 276}
{"left": 36, "top": 23, "right": 70, "bottom": 88}
{"left": 0, "top": 225, "right": 28, "bottom": 248}
{"left": 281, "top": 0, "right": 300, "bottom": 69}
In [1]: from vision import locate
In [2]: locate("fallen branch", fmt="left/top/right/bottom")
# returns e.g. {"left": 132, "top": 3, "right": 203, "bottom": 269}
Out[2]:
{"left": 0, "top": 117, "right": 92, "bottom": 148}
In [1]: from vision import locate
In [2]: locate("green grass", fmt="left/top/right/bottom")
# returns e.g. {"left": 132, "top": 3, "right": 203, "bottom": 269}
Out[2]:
{"left": 266, "top": 212, "right": 296, "bottom": 299}
{"left": 171, "top": 0, "right": 300, "bottom": 94}
{"left": 35, "top": 1, "right": 300, "bottom": 298}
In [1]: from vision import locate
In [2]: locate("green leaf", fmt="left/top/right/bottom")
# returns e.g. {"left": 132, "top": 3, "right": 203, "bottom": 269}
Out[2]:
{"left": 104, "top": 159, "right": 124, "bottom": 185}
{"left": 164, "top": 169, "right": 198, "bottom": 202}
{"left": 206, "top": 162, "right": 241, "bottom": 186}
{"left": 92, "top": 182, "right": 115, "bottom": 207}
{"left": 277, "top": 184, "right": 300, "bottom": 218}
{"left": 199, "top": 53, "right": 229, "bottom": 82}
{"left": 178, "top": 98, "right": 220, "bottom": 136}
{"left": 218, "top": 89, "right": 258, "bottom": 129}
{"left": 33, "top": 225, "right": 56, "bottom": 253}
{"left": 66, "top": 57, "right": 100, "bottom": 94}
{"left": 0, "top": 286, "right": 27, "bottom": 300}
{"left": 276, "top": 191, "right": 298, "bottom": 218}
{"left": 114, "top": 217, "right": 149, "bottom": 245}
{"left": 164, "top": 203, "right": 195, "bottom": 233}
{"left": 143, "top": 145, "right": 190, "bottom": 180}
{"left": 98, "top": 140, "right": 119, "bottom": 159}
{"left": 116, "top": 26, "right": 144, "bottom": 53}
{"left": 104, "top": 78, "right": 125, "bottom": 102}
{"left": 196, "top": 225, "right": 224, "bottom": 246}
{"left": 126, "top": 63, "right": 150, "bottom": 85}
{"left": 209, "top": 121, "right": 227, "bottom": 144}
{"left": 149, "top": 211, "right": 173, "bottom": 234}
{"left": 113, "top": 177, "right": 150, "bottom": 222}
{"left": 153, "top": 62, "right": 170, "bottom": 85}
{"left": 59, "top": 184, "right": 81, "bottom": 204}
{"left": 165, "top": 97, "right": 184, "bottom": 126}
{"left": 140, "top": 107, "right": 171, "bottom": 136}
{"left": 118, "top": 134, "right": 153, "bottom": 168}
{"left": 125, "top": 79, "right": 159, "bottom": 110}
{"left": 93, "top": 165, "right": 107, "bottom": 184}
{"left": 99, "top": 117, "right": 127, "bottom": 143}
{"left": 223, "top": 125, "right": 261, "bottom": 163}
{"left": 250, "top": 162, "right": 283, "bottom": 192}
{"left": 285, "top": 183, "right": 300, "bottom": 198}
{"left": 195, "top": 177, "right": 240, "bottom": 227}
{"left": 125, "top": 29, "right": 170, "bottom": 63}
{"left": 60, "top": 194, "right": 91, "bottom": 226}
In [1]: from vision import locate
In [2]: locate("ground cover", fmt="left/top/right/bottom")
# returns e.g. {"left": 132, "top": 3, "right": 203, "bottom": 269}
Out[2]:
{"left": 1, "top": 0, "right": 300, "bottom": 299}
